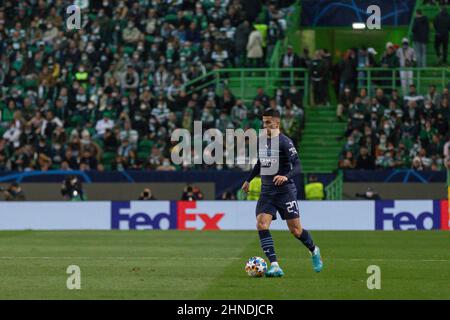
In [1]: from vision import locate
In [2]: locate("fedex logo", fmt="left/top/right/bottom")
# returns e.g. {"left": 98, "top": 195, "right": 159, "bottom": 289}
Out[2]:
{"left": 177, "top": 201, "right": 224, "bottom": 230}
{"left": 111, "top": 201, "right": 177, "bottom": 230}
{"left": 375, "top": 200, "right": 448, "bottom": 231}
{"left": 111, "top": 201, "right": 224, "bottom": 230}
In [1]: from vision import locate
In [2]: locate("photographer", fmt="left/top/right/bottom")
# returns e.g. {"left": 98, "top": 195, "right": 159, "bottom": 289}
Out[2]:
{"left": 181, "top": 184, "right": 204, "bottom": 201}
{"left": 138, "top": 188, "right": 156, "bottom": 200}
{"left": 355, "top": 187, "right": 381, "bottom": 200}
{"left": 61, "top": 175, "right": 86, "bottom": 201}
{"left": 0, "top": 183, "right": 26, "bottom": 201}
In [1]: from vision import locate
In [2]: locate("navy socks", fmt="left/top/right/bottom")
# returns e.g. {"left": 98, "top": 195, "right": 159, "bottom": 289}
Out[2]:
{"left": 297, "top": 229, "right": 316, "bottom": 253}
{"left": 258, "top": 230, "right": 277, "bottom": 263}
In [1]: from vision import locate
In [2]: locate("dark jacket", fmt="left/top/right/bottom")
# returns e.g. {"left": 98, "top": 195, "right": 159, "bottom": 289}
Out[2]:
{"left": 412, "top": 15, "right": 430, "bottom": 43}
{"left": 235, "top": 22, "right": 250, "bottom": 53}
{"left": 380, "top": 52, "right": 400, "bottom": 68}
{"left": 339, "top": 57, "right": 358, "bottom": 82}
{"left": 434, "top": 9, "right": 450, "bottom": 38}
{"left": 280, "top": 52, "right": 301, "bottom": 68}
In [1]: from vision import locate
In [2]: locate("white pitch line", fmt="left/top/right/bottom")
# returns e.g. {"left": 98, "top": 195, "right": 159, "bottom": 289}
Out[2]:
{"left": 0, "top": 257, "right": 448, "bottom": 262}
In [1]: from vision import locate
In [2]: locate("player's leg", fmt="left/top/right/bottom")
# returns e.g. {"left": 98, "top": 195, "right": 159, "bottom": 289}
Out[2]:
{"left": 256, "top": 213, "right": 276, "bottom": 263}
{"left": 256, "top": 213, "right": 283, "bottom": 277}
{"left": 286, "top": 218, "right": 323, "bottom": 272}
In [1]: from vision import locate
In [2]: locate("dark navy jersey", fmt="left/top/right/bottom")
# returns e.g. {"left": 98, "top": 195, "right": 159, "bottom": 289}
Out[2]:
{"left": 247, "top": 133, "right": 301, "bottom": 194}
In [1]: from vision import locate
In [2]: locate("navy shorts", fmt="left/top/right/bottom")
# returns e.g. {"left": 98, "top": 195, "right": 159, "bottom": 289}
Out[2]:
{"left": 256, "top": 190, "right": 300, "bottom": 221}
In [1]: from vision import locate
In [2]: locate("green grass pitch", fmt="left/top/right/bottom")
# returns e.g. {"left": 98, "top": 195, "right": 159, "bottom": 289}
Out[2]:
{"left": 0, "top": 230, "right": 448, "bottom": 299}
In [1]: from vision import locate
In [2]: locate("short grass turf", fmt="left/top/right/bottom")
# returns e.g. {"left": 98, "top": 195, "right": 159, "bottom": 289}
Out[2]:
{"left": 0, "top": 230, "right": 448, "bottom": 299}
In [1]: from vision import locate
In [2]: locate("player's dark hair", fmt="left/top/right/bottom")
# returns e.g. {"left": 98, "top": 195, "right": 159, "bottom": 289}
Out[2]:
{"left": 262, "top": 109, "right": 281, "bottom": 118}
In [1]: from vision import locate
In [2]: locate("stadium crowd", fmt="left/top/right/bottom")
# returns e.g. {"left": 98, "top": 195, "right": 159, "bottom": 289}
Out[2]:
{"left": 0, "top": 0, "right": 299, "bottom": 172}
{"left": 338, "top": 83, "right": 449, "bottom": 170}
{"left": 330, "top": 5, "right": 450, "bottom": 171}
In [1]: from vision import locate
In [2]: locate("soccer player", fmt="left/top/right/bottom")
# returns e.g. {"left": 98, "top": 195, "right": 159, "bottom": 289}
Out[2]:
{"left": 242, "top": 109, "right": 323, "bottom": 277}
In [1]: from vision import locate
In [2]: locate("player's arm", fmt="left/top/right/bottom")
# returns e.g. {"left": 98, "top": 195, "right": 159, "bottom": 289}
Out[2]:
{"left": 242, "top": 160, "right": 261, "bottom": 192}
{"left": 273, "top": 140, "right": 301, "bottom": 186}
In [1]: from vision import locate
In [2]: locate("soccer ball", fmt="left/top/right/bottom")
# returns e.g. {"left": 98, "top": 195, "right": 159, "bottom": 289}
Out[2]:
{"left": 245, "top": 256, "right": 267, "bottom": 277}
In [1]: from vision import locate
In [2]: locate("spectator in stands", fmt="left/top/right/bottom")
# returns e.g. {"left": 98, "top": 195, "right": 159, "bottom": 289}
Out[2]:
{"left": 380, "top": 42, "right": 400, "bottom": 94}
{"left": 254, "top": 87, "right": 270, "bottom": 109}
{"left": 426, "top": 84, "right": 442, "bottom": 106}
{"left": 95, "top": 112, "right": 115, "bottom": 139}
{"left": 234, "top": 20, "right": 251, "bottom": 67}
{"left": 280, "top": 45, "right": 301, "bottom": 85}
{"left": 230, "top": 100, "right": 248, "bottom": 127}
{"left": 156, "top": 158, "right": 176, "bottom": 171}
{"left": 355, "top": 146, "right": 375, "bottom": 169}
{"left": 404, "top": 84, "right": 425, "bottom": 107}
{"left": 412, "top": 9, "right": 430, "bottom": 67}
{"left": 433, "top": 6, "right": 449, "bottom": 65}
{"left": 338, "top": 49, "right": 358, "bottom": 96}
{"left": 267, "top": 19, "right": 283, "bottom": 62}
{"left": 337, "top": 85, "right": 354, "bottom": 121}
{"left": 357, "top": 47, "right": 377, "bottom": 89}
{"left": 397, "top": 38, "right": 416, "bottom": 96}
{"left": 310, "top": 50, "right": 327, "bottom": 106}
{"left": 246, "top": 25, "right": 264, "bottom": 67}
{"left": 339, "top": 151, "right": 356, "bottom": 169}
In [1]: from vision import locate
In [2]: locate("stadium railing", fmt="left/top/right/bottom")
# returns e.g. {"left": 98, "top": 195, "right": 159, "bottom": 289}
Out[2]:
{"left": 357, "top": 67, "right": 450, "bottom": 96}
{"left": 324, "top": 170, "right": 343, "bottom": 200}
{"left": 183, "top": 67, "right": 309, "bottom": 106}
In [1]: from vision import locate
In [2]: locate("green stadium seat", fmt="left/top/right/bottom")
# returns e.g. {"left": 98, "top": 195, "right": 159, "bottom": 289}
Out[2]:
{"left": 124, "top": 46, "right": 135, "bottom": 55}
{"left": 69, "top": 115, "right": 83, "bottom": 127}
{"left": 86, "top": 127, "right": 96, "bottom": 137}
{"left": 94, "top": 139, "right": 104, "bottom": 148}
{"left": 138, "top": 139, "right": 153, "bottom": 152}
{"left": 102, "top": 152, "right": 116, "bottom": 166}
{"left": 137, "top": 151, "right": 149, "bottom": 161}
{"left": 164, "top": 14, "right": 178, "bottom": 24}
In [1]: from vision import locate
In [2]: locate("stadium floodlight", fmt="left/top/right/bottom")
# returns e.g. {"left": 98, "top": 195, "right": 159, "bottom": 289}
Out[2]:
{"left": 352, "top": 23, "right": 366, "bottom": 29}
